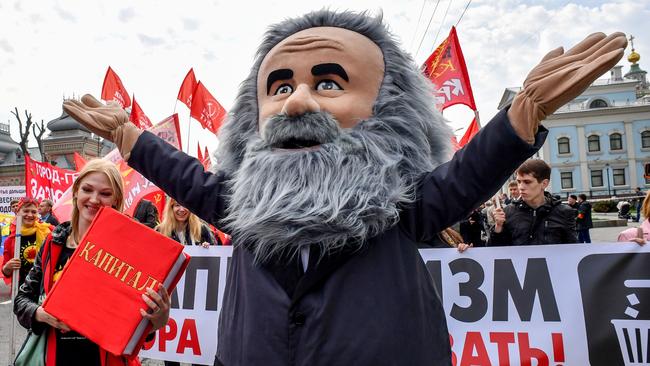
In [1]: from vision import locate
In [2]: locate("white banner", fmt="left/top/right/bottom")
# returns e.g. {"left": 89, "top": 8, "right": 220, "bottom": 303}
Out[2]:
{"left": 0, "top": 185, "right": 25, "bottom": 213}
{"left": 142, "top": 243, "right": 650, "bottom": 366}
{"left": 141, "top": 246, "right": 230, "bottom": 365}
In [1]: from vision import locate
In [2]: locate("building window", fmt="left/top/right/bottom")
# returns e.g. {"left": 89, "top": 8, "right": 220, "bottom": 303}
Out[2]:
{"left": 642, "top": 131, "right": 650, "bottom": 148}
{"left": 588, "top": 135, "right": 601, "bottom": 152}
{"left": 560, "top": 172, "right": 573, "bottom": 189}
{"left": 557, "top": 137, "right": 570, "bottom": 154}
{"left": 609, "top": 133, "right": 623, "bottom": 150}
{"left": 613, "top": 168, "right": 626, "bottom": 186}
{"left": 591, "top": 170, "right": 603, "bottom": 187}
{"left": 589, "top": 99, "right": 608, "bottom": 108}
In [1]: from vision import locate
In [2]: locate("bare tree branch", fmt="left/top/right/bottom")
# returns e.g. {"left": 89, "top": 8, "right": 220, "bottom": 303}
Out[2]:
{"left": 11, "top": 107, "right": 35, "bottom": 158}
{"left": 32, "top": 119, "right": 46, "bottom": 159}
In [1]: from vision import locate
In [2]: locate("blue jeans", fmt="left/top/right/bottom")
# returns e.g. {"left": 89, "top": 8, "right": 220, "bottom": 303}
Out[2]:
{"left": 577, "top": 229, "right": 591, "bottom": 243}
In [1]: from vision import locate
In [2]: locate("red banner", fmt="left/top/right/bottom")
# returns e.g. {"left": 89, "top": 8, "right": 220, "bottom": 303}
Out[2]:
{"left": 177, "top": 68, "right": 198, "bottom": 109}
{"left": 24, "top": 154, "right": 79, "bottom": 204}
{"left": 190, "top": 82, "right": 226, "bottom": 134}
{"left": 53, "top": 114, "right": 182, "bottom": 222}
{"left": 422, "top": 27, "right": 477, "bottom": 111}
{"left": 130, "top": 96, "right": 153, "bottom": 129}
{"left": 101, "top": 66, "right": 131, "bottom": 108}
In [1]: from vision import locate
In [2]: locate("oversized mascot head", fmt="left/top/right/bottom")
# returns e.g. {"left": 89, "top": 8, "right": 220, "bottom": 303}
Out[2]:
{"left": 215, "top": 10, "right": 452, "bottom": 262}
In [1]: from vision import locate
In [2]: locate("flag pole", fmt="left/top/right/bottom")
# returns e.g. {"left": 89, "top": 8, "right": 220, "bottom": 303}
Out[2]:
{"left": 474, "top": 110, "right": 481, "bottom": 129}
{"left": 9, "top": 215, "right": 23, "bottom": 364}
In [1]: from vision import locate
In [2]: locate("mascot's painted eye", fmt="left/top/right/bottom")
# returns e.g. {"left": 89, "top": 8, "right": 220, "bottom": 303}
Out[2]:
{"left": 316, "top": 80, "right": 342, "bottom": 91}
{"left": 274, "top": 84, "right": 293, "bottom": 95}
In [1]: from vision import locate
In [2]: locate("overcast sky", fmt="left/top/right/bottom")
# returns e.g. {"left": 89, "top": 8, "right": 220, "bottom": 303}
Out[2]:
{"left": 1, "top": 0, "right": 648, "bottom": 155}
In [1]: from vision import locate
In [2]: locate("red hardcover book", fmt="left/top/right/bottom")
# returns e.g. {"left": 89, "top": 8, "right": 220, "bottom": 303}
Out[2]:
{"left": 42, "top": 207, "right": 190, "bottom": 356}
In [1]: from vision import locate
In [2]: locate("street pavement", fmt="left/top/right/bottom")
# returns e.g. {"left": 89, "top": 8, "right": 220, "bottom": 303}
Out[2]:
{"left": 0, "top": 219, "right": 641, "bottom": 365}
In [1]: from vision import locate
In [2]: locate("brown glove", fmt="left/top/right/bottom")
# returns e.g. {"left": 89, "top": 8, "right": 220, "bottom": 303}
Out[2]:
{"left": 508, "top": 32, "right": 628, "bottom": 144}
{"left": 63, "top": 94, "right": 142, "bottom": 160}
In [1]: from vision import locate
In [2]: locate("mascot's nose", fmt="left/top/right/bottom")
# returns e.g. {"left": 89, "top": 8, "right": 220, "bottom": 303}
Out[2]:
{"left": 281, "top": 84, "right": 321, "bottom": 117}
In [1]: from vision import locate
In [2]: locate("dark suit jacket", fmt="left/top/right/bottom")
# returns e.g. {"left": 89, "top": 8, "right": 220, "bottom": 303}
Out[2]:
{"left": 128, "top": 109, "right": 546, "bottom": 366}
{"left": 41, "top": 213, "right": 59, "bottom": 227}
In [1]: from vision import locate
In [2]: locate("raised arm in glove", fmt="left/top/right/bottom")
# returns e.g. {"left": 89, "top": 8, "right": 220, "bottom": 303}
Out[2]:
{"left": 508, "top": 32, "right": 627, "bottom": 144}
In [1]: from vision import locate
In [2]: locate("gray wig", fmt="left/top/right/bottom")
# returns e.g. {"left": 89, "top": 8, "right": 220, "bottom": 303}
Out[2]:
{"left": 215, "top": 10, "right": 452, "bottom": 262}
{"left": 215, "top": 9, "right": 451, "bottom": 176}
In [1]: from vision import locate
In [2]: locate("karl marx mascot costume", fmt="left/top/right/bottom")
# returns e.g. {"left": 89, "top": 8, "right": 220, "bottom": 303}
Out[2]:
{"left": 64, "top": 10, "right": 626, "bottom": 366}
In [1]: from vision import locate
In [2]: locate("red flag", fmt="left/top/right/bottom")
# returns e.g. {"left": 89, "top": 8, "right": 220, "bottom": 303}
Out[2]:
{"left": 458, "top": 117, "right": 480, "bottom": 148}
{"left": 101, "top": 66, "right": 131, "bottom": 108}
{"left": 177, "top": 68, "right": 198, "bottom": 109}
{"left": 422, "top": 27, "right": 476, "bottom": 111}
{"left": 25, "top": 154, "right": 79, "bottom": 204}
{"left": 73, "top": 152, "right": 87, "bottom": 171}
{"left": 129, "top": 96, "right": 153, "bottom": 129}
{"left": 202, "top": 146, "right": 211, "bottom": 170}
{"left": 190, "top": 82, "right": 226, "bottom": 134}
{"left": 196, "top": 143, "right": 212, "bottom": 170}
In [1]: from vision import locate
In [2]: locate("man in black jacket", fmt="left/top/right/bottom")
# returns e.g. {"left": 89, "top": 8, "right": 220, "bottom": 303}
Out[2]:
{"left": 490, "top": 159, "right": 578, "bottom": 245}
{"left": 63, "top": 10, "right": 625, "bottom": 366}
{"left": 576, "top": 193, "right": 593, "bottom": 243}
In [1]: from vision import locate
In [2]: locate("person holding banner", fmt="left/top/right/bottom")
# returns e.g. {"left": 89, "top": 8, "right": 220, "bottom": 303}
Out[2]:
{"left": 13, "top": 160, "right": 171, "bottom": 366}
{"left": 2, "top": 198, "right": 52, "bottom": 287}
{"left": 62, "top": 10, "right": 627, "bottom": 366}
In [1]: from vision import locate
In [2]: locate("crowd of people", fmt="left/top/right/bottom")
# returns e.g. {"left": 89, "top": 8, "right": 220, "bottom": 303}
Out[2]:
{"left": 2, "top": 156, "right": 646, "bottom": 364}
{"left": 443, "top": 159, "right": 648, "bottom": 250}
{"left": 1, "top": 161, "right": 227, "bottom": 366}
{"left": 0, "top": 9, "right": 638, "bottom": 365}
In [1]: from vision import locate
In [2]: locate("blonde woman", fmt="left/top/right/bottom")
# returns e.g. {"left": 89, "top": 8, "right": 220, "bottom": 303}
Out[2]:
{"left": 157, "top": 198, "right": 219, "bottom": 248}
{"left": 14, "top": 159, "right": 171, "bottom": 366}
{"left": 156, "top": 197, "right": 217, "bottom": 366}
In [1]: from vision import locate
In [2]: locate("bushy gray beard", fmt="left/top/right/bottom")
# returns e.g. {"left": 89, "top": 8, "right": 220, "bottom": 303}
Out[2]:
{"left": 223, "top": 112, "right": 415, "bottom": 263}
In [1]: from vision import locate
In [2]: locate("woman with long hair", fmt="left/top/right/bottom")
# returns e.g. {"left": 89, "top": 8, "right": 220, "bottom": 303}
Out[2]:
{"left": 2, "top": 198, "right": 53, "bottom": 287}
{"left": 156, "top": 198, "right": 219, "bottom": 247}
{"left": 14, "top": 159, "right": 171, "bottom": 365}
{"left": 156, "top": 198, "right": 217, "bottom": 366}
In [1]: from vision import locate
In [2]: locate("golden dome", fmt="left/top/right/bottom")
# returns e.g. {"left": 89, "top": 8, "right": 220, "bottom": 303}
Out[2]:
{"left": 628, "top": 50, "right": 640, "bottom": 64}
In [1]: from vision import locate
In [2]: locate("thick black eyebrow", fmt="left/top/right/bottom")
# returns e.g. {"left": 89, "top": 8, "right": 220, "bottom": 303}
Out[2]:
{"left": 311, "top": 63, "right": 349, "bottom": 82}
{"left": 266, "top": 69, "right": 293, "bottom": 95}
